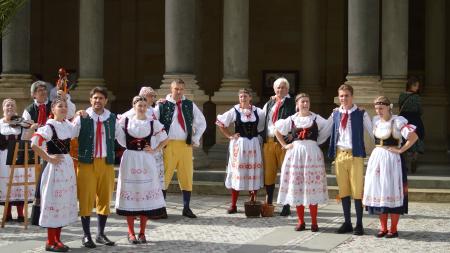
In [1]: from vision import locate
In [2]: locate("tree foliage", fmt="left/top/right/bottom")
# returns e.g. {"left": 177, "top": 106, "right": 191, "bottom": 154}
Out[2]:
{"left": 0, "top": 0, "right": 27, "bottom": 37}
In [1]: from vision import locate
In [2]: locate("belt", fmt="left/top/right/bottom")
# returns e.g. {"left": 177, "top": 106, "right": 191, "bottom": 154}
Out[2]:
{"left": 337, "top": 148, "right": 352, "bottom": 153}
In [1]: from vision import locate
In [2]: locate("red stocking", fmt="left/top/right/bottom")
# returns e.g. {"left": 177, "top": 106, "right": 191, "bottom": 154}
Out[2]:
{"left": 126, "top": 216, "right": 135, "bottom": 235}
{"left": 390, "top": 214, "right": 400, "bottom": 233}
{"left": 6, "top": 205, "right": 12, "bottom": 217}
{"left": 16, "top": 204, "right": 24, "bottom": 218}
{"left": 231, "top": 189, "right": 239, "bottom": 208}
{"left": 296, "top": 205, "right": 305, "bottom": 225}
{"left": 139, "top": 215, "right": 148, "bottom": 235}
{"left": 309, "top": 204, "right": 318, "bottom": 225}
{"left": 379, "top": 214, "right": 388, "bottom": 232}
{"left": 47, "top": 228, "right": 56, "bottom": 246}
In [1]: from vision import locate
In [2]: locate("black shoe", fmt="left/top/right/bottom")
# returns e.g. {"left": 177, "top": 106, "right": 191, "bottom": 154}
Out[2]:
{"left": 386, "top": 232, "right": 399, "bottom": 238}
{"left": 160, "top": 208, "right": 168, "bottom": 219}
{"left": 45, "top": 243, "right": 68, "bottom": 252}
{"left": 138, "top": 233, "right": 147, "bottom": 244}
{"left": 56, "top": 242, "right": 69, "bottom": 251}
{"left": 16, "top": 216, "right": 25, "bottom": 222}
{"left": 280, "top": 205, "right": 291, "bottom": 216}
{"left": 127, "top": 234, "right": 138, "bottom": 245}
{"left": 311, "top": 224, "right": 319, "bottom": 232}
{"left": 227, "top": 206, "right": 237, "bottom": 214}
{"left": 95, "top": 234, "right": 115, "bottom": 246}
{"left": 353, "top": 224, "right": 364, "bottom": 236}
{"left": 294, "top": 223, "right": 306, "bottom": 231}
{"left": 336, "top": 222, "right": 353, "bottom": 234}
{"left": 376, "top": 230, "right": 388, "bottom": 238}
{"left": 82, "top": 236, "right": 96, "bottom": 248}
{"left": 182, "top": 207, "right": 197, "bottom": 218}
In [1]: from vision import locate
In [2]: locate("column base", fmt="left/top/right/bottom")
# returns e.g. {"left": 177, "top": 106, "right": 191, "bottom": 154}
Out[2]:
{"left": 422, "top": 89, "right": 448, "bottom": 153}
{"left": 0, "top": 73, "right": 33, "bottom": 112}
{"left": 211, "top": 78, "right": 259, "bottom": 145}
{"left": 72, "top": 78, "right": 115, "bottom": 109}
{"left": 381, "top": 78, "right": 406, "bottom": 109}
{"left": 338, "top": 75, "right": 382, "bottom": 155}
{"left": 158, "top": 74, "right": 209, "bottom": 109}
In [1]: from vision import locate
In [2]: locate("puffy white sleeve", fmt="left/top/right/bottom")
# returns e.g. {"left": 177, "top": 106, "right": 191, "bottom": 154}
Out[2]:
{"left": 191, "top": 103, "right": 207, "bottom": 146}
{"left": 275, "top": 117, "right": 292, "bottom": 136}
{"left": 31, "top": 125, "right": 52, "bottom": 146}
{"left": 65, "top": 94, "right": 76, "bottom": 119}
{"left": 152, "top": 120, "right": 168, "bottom": 146}
{"left": 363, "top": 111, "right": 374, "bottom": 141}
{"left": 395, "top": 116, "right": 416, "bottom": 139}
{"left": 115, "top": 117, "right": 127, "bottom": 148}
{"left": 256, "top": 107, "right": 266, "bottom": 133}
{"left": 316, "top": 114, "right": 333, "bottom": 144}
{"left": 216, "top": 107, "right": 236, "bottom": 128}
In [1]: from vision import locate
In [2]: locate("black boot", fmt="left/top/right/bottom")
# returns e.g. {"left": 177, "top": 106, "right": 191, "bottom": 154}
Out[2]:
{"left": 354, "top": 199, "right": 364, "bottom": 236}
{"left": 182, "top": 190, "right": 197, "bottom": 218}
{"left": 81, "top": 216, "right": 96, "bottom": 248}
{"left": 280, "top": 204, "right": 291, "bottom": 216}
{"left": 95, "top": 215, "right": 115, "bottom": 246}
{"left": 265, "top": 184, "right": 275, "bottom": 205}
{"left": 337, "top": 196, "right": 353, "bottom": 234}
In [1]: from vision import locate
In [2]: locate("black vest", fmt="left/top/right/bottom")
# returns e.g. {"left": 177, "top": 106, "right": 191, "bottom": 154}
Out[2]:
{"left": 234, "top": 109, "right": 259, "bottom": 139}
{"left": 0, "top": 128, "right": 21, "bottom": 151}
{"left": 25, "top": 102, "right": 51, "bottom": 122}
{"left": 291, "top": 118, "right": 319, "bottom": 142}
{"left": 124, "top": 118, "right": 154, "bottom": 151}
{"left": 262, "top": 97, "right": 296, "bottom": 142}
{"left": 46, "top": 124, "right": 71, "bottom": 155}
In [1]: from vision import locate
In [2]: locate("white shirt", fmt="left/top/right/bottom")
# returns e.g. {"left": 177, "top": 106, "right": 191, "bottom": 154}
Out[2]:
{"left": 153, "top": 95, "right": 206, "bottom": 146}
{"left": 216, "top": 104, "right": 266, "bottom": 133}
{"left": 22, "top": 95, "right": 76, "bottom": 121}
{"left": 72, "top": 107, "right": 122, "bottom": 158}
{"left": 331, "top": 104, "right": 373, "bottom": 150}
{"left": 262, "top": 95, "right": 291, "bottom": 138}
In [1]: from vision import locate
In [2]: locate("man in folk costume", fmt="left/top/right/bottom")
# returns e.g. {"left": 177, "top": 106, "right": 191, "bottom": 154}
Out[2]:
{"left": 154, "top": 79, "right": 206, "bottom": 218}
{"left": 327, "top": 84, "right": 373, "bottom": 236}
{"left": 262, "top": 77, "right": 296, "bottom": 216}
{"left": 72, "top": 87, "right": 121, "bottom": 248}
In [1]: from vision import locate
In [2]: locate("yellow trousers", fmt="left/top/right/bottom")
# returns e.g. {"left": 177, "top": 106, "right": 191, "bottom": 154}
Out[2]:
{"left": 77, "top": 158, "right": 115, "bottom": 216}
{"left": 335, "top": 149, "right": 364, "bottom": 199}
{"left": 164, "top": 140, "right": 193, "bottom": 191}
{"left": 263, "top": 138, "right": 286, "bottom": 185}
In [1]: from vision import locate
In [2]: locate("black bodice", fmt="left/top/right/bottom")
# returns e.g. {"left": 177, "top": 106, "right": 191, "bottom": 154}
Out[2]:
{"left": 234, "top": 108, "right": 259, "bottom": 139}
{"left": 46, "top": 124, "right": 71, "bottom": 154}
{"left": 291, "top": 118, "right": 319, "bottom": 142}
{"left": 124, "top": 117, "right": 153, "bottom": 151}
{"left": 375, "top": 135, "right": 400, "bottom": 146}
{"left": 0, "top": 132, "right": 20, "bottom": 151}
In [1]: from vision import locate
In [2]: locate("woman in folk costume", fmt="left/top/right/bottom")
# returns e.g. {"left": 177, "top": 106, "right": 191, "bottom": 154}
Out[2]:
{"left": 216, "top": 88, "right": 265, "bottom": 214}
{"left": 120, "top": 87, "right": 167, "bottom": 218}
{"left": 31, "top": 97, "right": 78, "bottom": 252}
{"left": 363, "top": 96, "right": 418, "bottom": 239}
{"left": 0, "top": 99, "right": 37, "bottom": 222}
{"left": 274, "top": 93, "right": 331, "bottom": 232}
{"left": 115, "top": 96, "right": 169, "bottom": 244}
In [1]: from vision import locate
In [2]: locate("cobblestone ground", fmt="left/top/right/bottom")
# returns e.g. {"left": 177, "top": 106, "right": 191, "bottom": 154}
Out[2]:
{"left": 0, "top": 195, "right": 449, "bottom": 252}
{"left": 330, "top": 202, "right": 450, "bottom": 253}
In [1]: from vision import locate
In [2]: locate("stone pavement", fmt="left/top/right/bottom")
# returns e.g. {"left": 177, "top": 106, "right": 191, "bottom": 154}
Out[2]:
{"left": 0, "top": 194, "right": 449, "bottom": 253}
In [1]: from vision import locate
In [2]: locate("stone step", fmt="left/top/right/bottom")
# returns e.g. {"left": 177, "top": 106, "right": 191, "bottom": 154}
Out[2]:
{"left": 166, "top": 180, "right": 450, "bottom": 203}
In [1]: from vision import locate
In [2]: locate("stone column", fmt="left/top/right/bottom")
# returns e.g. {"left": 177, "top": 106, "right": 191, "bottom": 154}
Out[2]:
{"left": 211, "top": 0, "right": 257, "bottom": 142}
{"left": 300, "top": 0, "right": 324, "bottom": 109}
{"left": 345, "top": 0, "right": 381, "bottom": 105}
{"left": 74, "top": 0, "right": 113, "bottom": 107}
{"left": 0, "top": 0, "right": 33, "bottom": 111}
{"left": 381, "top": 0, "right": 409, "bottom": 104}
{"left": 158, "top": 0, "right": 208, "bottom": 106}
{"left": 422, "top": 0, "right": 448, "bottom": 156}
{"left": 342, "top": 0, "right": 381, "bottom": 157}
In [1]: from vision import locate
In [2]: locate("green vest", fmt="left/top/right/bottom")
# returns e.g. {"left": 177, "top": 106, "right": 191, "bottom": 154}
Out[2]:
{"left": 262, "top": 96, "right": 296, "bottom": 142}
{"left": 158, "top": 100, "right": 193, "bottom": 144}
{"left": 78, "top": 113, "right": 116, "bottom": 164}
